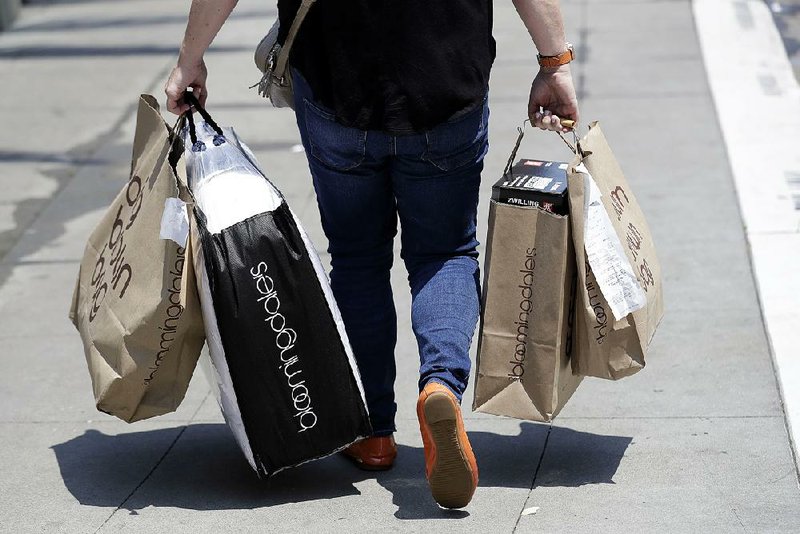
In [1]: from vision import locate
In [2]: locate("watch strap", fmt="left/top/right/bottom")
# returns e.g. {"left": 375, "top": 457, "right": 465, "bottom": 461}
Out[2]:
{"left": 538, "top": 45, "right": 574, "bottom": 68}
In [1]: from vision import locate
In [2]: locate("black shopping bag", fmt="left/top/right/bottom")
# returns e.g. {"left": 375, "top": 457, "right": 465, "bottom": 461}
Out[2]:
{"left": 196, "top": 206, "right": 372, "bottom": 475}
{"left": 182, "top": 92, "right": 371, "bottom": 477}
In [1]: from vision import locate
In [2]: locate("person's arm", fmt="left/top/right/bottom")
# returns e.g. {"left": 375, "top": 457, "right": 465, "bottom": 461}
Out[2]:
{"left": 165, "top": 0, "right": 239, "bottom": 115}
{"left": 512, "top": 0, "right": 580, "bottom": 132}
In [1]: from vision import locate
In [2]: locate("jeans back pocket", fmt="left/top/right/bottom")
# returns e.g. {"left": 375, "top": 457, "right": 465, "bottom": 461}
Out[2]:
{"left": 422, "top": 97, "right": 489, "bottom": 172}
{"left": 304, "top": 99, "right": 367, "bottom": 171}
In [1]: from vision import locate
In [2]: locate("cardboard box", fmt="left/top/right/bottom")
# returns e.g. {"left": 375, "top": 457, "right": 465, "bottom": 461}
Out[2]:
{"left": 491, "top": 159, "right": 569, "bottom": 215}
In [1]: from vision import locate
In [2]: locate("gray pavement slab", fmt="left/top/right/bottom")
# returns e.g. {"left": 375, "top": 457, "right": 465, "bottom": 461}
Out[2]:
{"left": 0, "top": 261, "right": 82, "bottom": 337}
{"left": 0, "top": 0, "right": 798, "bottom": 532}
{"left": 518, "top": 417, "right": 800, "bottom": 532}
{"left": 0, "top": 334, "right": 98, "bottom": 422}
{"left": 1, "top": 139, "right": 131, "bottom": 265}
{"left": 0, "top": 332, "right": 211, "bottom": 423}
{"left": 0, "top": 421, "right": 187, "bottom": 534}
{"left": 582, "top": 57, "right": 709, "bottom": 98}
{"left": 0, "top": 0, "right": 20, "bottom": 31}
{"left": 585, "top": 0, "right": 696, "bottom": 29}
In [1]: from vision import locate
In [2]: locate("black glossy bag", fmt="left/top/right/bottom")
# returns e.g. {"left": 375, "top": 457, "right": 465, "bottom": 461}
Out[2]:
{"left": 184, "top": 94, "right": 371, "bottom": 477}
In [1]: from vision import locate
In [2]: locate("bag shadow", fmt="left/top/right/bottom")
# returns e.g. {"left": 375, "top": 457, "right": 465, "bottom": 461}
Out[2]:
{"left": 471, "top": 422, "right": 633, "bottom": 489}
{"left": 374, "top": 422, "right": 631, "bottom": 520}
{"left": 51, "top": 421, "right": 631, "bottom": 515}
{"left": 51, "top": 423, "right": 377, "bottom": 511}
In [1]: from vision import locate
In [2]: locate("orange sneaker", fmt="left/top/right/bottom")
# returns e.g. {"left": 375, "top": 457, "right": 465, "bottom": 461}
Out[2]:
{"left": 417, "top": 382, "right": 478, "bottom": 509}
{"left": 342, "top": 435, "right": 397, "bottom": 471}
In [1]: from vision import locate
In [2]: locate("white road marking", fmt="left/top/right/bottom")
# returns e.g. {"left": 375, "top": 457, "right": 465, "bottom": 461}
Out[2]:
{"left": 695, "top": 0, "right": 800, "bottom": 466}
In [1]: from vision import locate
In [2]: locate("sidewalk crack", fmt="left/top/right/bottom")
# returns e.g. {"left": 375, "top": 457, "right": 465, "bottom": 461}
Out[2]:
{"left": 92, "top": 425, "right": 188, "bottom": 534}
{"left": 93, "top": 391, "right": 211, "bottom": 533}
{"left": 512, "top": 423, "right": 552, "bottom": 533}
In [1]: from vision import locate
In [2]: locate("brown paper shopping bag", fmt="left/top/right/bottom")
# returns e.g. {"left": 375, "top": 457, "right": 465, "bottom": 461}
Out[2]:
{"left": 567, "top": 122, "right": 664, "bottom": 380}
{"left": 69, "top": 95, "right": 205, "bottom": 422}
{"left": 473, "top": 202, "right": 581, "bottom": 422}
{"left": 473, "top": 124, "right": 582, "bottom": 421}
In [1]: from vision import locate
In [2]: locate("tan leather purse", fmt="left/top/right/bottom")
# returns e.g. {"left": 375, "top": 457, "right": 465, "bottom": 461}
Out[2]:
{"left": 253, "top": 0, "right": 317, "bottom": 109}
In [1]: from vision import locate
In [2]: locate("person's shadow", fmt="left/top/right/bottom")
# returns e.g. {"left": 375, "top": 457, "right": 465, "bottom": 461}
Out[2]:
{"left": 51, "top": 422, "right": 631, "bottom": 519}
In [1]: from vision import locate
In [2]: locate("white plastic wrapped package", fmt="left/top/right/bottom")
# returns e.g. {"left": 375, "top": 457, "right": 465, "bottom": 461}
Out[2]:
{"left": 183, "top": 107, "right": 371, "bottom": 478}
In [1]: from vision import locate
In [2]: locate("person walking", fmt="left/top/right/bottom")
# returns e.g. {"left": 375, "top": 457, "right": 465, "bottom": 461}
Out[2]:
{"left": 166, "top": 0, "right": 579, "bottom": 510}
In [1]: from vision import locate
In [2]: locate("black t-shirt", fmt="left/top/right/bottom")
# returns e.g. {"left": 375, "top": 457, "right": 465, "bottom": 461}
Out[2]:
{"left": 278, "top": 0, "right": 495, "bottom": 134}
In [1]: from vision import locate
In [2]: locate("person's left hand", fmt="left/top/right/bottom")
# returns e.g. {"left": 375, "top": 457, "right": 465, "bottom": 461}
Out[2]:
{"left": 528, "top": 64, "right": 580, "bottom": 132}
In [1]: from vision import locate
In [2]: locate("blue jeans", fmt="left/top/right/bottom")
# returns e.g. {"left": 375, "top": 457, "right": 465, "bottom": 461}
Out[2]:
{"left": 292, "top": 72, "right": 488, "bottom": 436}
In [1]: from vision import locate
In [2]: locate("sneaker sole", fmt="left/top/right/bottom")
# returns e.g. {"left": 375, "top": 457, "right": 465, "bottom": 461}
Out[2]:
{"left": 424, "top": 392, "right": 476, "bottom": 509}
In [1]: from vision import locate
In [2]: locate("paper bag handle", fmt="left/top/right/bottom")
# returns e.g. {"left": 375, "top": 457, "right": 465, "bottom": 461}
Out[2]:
{"left": 163, "top": 113, "right": 195, "bottom": 204}
{"left": 502, "top": 119, "right": 580, "bottom": 177}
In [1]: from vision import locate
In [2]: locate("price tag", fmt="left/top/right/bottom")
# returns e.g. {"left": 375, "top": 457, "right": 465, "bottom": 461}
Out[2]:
{"left": 159, "top": 197, "right": 190, "bottom": 248}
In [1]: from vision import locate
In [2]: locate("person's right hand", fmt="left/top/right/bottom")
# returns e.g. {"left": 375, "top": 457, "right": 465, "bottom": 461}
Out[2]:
{"left": 165, "top": 59, "right": 208, "bottom": 115}
{"left": 528, "top": 64, "right": 580, "bottom": 133}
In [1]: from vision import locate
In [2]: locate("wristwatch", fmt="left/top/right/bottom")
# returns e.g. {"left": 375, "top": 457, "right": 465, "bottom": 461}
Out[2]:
{"left": 537, "top": 44, "right": 574, "bottom": 68}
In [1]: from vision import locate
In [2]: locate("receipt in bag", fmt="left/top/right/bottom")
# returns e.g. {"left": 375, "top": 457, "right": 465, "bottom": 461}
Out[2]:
{"left": 578, "top": 163, "right": 646, "bottom": 321}
{"left": 567, "top": 122, "right": 663, "bottom": 380}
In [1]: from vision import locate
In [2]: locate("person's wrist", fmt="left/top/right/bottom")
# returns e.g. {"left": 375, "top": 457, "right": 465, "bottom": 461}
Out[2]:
{"left": 539, "top": 63, "right": 571, "bottom": 75}
{"left": 177, "top": 48, "right": 204, "bottom": 68}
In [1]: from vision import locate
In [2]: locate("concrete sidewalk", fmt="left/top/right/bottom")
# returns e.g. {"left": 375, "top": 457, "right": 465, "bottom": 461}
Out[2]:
{"left": 1, "top": 0, "right": 798, "bottom": 532}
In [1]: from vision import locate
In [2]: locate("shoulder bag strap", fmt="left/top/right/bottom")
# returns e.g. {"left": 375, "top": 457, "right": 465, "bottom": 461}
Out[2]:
{"left": 274, "top": 0, "right": 317, "bottom": 82}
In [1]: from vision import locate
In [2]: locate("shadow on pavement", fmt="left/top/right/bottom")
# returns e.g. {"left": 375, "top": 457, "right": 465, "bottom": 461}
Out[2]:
{"left": 52, "top": 424, "right": 361, "bottom": 511}
{"left": 52, "top": 422, "right": 630, "bottom": 518}
{"left": 533, "top": 424, "right": 634, "bottom": 488}
{"left": 0, "top": 149, "right": 108, "bottom": 165}
{"left": 11, "top": 8, "right": 275, "bottom": 34}
{"left": 0, "top": 45, "right": 249, "bottom": 60}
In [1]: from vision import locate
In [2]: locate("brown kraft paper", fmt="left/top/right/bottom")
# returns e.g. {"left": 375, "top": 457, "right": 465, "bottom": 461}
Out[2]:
{"left": 69, "top": 95, "right": 205, "bottom": 422}
{"left": 473, "top": 200, "right": 582, "bottom": 422}
{"left": 567, "top": 122, "right": 664, "bottom": 380}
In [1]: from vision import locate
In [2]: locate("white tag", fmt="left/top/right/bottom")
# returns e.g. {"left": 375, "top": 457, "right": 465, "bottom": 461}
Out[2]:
{"left": 577, "top": 164, "right": 646, "bottom": 320}
{"left": 159, "top": 197, "right": 190, "bottom": 248}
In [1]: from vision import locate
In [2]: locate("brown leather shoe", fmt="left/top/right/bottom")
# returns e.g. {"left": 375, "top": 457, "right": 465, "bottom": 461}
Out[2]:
{"left": 417, "top": 382, "right": 478, "bottom": 509}
{"left": 342, "top": 435, "right": 397, "bottom": 471}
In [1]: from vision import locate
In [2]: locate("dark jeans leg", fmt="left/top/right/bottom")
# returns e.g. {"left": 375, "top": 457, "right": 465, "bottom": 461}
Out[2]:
{"left": 293, "top": 74, "right": 398, "bottom": 436}
{"left": 392, "top": 98, "right": 489, "bottom": 401}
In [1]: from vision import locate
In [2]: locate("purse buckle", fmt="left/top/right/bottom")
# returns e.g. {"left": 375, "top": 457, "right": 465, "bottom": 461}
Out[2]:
{"left": 266, "top": 46, "right": 279, "bottom": 74}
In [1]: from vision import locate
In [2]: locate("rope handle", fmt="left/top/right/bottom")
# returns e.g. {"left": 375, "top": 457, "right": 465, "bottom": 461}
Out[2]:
{"left": 182, "top": 91, "right": 225, "bottom": 152}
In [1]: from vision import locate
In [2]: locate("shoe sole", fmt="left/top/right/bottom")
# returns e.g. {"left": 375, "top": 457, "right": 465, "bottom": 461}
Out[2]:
{"left": 424, "top": 392, "right": 476, "bottom": 509}
{"left": 341, "top": 453, "right": 394, "bottom": 471}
